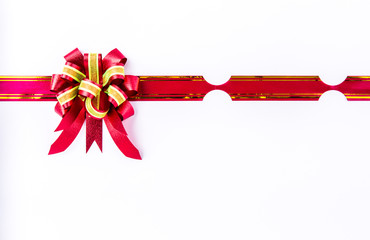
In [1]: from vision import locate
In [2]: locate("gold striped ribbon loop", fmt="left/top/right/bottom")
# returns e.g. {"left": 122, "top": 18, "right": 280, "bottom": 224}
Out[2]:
{"left": 78, "top": 79, "right": 102, "bottom": 99}
{"left": 56, "top": 86, "right": 79, "bottom": 108}
{"left": 102, "top": 65, "right": 125, "bottom": 87}
{"left": 83, "top": 53, "right": 108, "bottom": 119}
{"left": 105, "top": 84, "right": 127, "bottom": 107}
{"left": 85, "top": 98, "right": 109, "bottom": 119}
{"left": 62, "top": 63, "right": 86, "bottom": 83}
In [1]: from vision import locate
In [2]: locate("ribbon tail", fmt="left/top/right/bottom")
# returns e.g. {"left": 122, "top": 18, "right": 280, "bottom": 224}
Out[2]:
{"left": 104, "top": 108, "right": 141, "bottom": 160}
{"left": 49, "top": 107, "right": 86, "bottom": 155}
{"left": 55, "top": 98, "right": 84, "bottom": 131}
{"left": 86, "top": 115, "right": 103, "bottom": 152}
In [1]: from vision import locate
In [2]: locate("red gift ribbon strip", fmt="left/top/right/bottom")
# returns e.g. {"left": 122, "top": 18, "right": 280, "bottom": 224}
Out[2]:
{"left": 133, "top": 75, "right": 370, "bottom": 101}
{"left": 2, "top": 75, "right": 370, "bottom": 101}
{"left": 2, "top": 49, "right": 370, "bottom": 160}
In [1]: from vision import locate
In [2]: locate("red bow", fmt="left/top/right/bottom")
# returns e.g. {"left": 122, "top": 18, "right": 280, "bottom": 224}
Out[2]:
{"left": 49, "top": 48, "right": 141, "bottom": 160}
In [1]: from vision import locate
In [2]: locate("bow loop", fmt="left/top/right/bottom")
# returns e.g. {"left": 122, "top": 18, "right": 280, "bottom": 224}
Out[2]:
{"left": 61, "top": 62, "right": 86, "bottom": 83}
{"left": 56, "top": 85, "right": 79, "bottom": 109}
{"left": 105, "top": 84, "right": 128, "bottom": 108}
{"left": 122, "top": 75, "right": 139, "bottom": 97}
{"left": 103, "top": 64, "right": 125, "bottom": 87}
{"left": 79, "top": 79, "right": 102, "bottom": 99}
{"left": 116, "top": 101, "right": 135, "bottom": 120}
{"left": 102, "top": 48, "right": 127, "bottom": 71}
{"left": 51, "top": 74, "right": 71, "bottom": 92}
{"left": 64, "top": 48, "right": 85, "bottom": 69}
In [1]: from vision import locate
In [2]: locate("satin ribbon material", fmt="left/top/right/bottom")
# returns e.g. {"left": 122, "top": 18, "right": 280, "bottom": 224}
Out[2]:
{"left": 3, "top": 75, "right": 370, "bottom": 101}
{"left": 134, "top": 76, "right": 370, "bottom": 101}
{"left": 48, "top": 48, "right": 141, "bottom": 159}
{"left": 3, "top": 55, "right": 370, "bottom": 160}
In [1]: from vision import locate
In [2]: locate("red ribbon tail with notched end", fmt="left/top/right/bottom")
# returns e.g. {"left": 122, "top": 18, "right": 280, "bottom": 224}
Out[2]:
{"left": 48, "top": 101, "right": 86, "bottom": 155}
{"left": 104, "top": 108, "right": 141, "bottom": 160}
{"left": 86, "top": 116, "right": 103, "bottom": 153}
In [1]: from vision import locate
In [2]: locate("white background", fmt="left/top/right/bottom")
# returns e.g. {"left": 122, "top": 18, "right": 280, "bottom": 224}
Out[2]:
{"left": 1, "top": 0, "right": 370, "bottom": 239}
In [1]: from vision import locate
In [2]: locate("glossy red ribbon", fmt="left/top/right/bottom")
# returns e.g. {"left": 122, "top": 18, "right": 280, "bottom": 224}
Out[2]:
{"left": 48, "top": 48, "right": 141, "bottom": 160}
{"left": 3, "top": 76, "right": 370, "bottom": 101}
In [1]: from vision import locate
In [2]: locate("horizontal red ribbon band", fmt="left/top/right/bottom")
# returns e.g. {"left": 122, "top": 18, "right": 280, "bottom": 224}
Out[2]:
{"left": 6, "top": 48, "right": 370, "bottom": 160}
{"left": 1, "top": 75, "right": 370, "bottom": 101}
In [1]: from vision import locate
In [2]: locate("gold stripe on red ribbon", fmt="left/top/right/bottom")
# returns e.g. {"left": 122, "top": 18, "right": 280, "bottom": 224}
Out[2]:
{"left": 79, "top": 79, "right": 101, "bottom": 98}
{"left": 105, "top": 84, "right": 127, "bottom": 107}
{"left": 103, "top": 65, "right": 124, "bottom": 86}
{"left": 88, "top": 54, "right": 99, "bottom": 84}
{"left": 85, "top": 53, "right": 107, "bottom": 119}
{"left": 62, "top": 65, "right": 86, "bottom": 83}
{"left": 85, "top": 98, "right": 108, "bottom": 119}
{"left": 56, "top": 86, "right": 78, "bottom": 106}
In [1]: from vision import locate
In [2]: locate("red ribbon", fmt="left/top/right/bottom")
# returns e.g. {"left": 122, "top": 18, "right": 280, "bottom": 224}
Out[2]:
{"left": 49, "top": 48, "right": 141, "bottom": 160}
